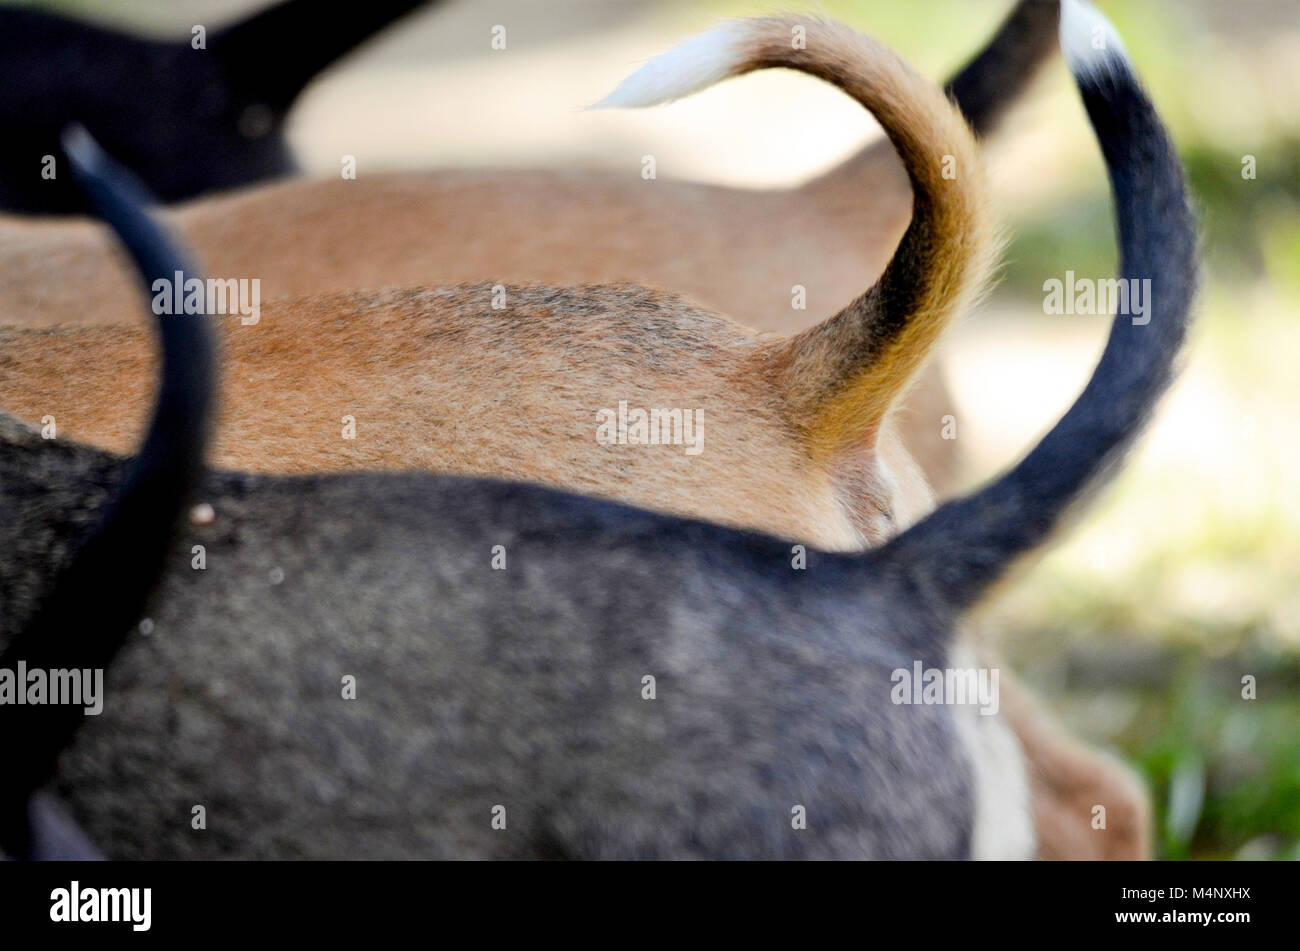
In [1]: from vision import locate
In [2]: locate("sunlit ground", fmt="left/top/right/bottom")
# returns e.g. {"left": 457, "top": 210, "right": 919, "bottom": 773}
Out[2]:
{"left": 20, "top": 0, "right": 1300, "bottom": 857}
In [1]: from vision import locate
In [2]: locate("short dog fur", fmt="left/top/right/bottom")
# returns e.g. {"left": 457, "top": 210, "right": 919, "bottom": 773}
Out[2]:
{"left": 0, "top": 4, "right": 1146, "bottom": 858}
{"left": 0, "top": 3, "right": 1197, "bottom": 860}
{"left": 2, "top": 17, "right": 996, "bottom": 553}
{"left": 0, "top": 1, "right": 1061, "bottom": 494}
{"left": 0, "top": 128, "right": 216, "bottom": 858}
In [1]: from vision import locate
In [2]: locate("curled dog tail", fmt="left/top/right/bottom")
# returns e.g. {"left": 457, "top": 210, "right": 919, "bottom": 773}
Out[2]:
{"left": 0, "top": 129, "right": 216, "bottom": 858}
{"left": 213, "top": 0, "right": 433, "bottom": 111}
{"left": 946, "top": 0, "right": 1061, "bottom": 137}
{"left": 874, "top": 0, "right": 1198, "bottom": 615}
{"left": 596, "top": 16, "right": 997, "bottom": 468}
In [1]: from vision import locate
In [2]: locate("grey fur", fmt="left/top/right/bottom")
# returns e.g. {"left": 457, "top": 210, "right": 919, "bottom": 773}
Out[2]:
{"left": 0, "top": 12, "right": 1196, "bottom": 860}
{"left": 1, "top": 430, "right": 971, "bottom": 858}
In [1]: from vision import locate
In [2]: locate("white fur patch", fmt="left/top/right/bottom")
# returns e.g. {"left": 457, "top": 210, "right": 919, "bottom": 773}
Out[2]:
{"left": 950, "top": 642, "right": 1036, "bottom": 860}
{"left": 590, "top": 20, "right": 748, "bottom": 110}
{"left": 1060, "top": 0, "right": 1131, "bottom": 80}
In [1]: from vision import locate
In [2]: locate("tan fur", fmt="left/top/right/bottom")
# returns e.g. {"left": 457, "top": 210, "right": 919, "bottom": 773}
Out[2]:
{"left": 0, "top": 283, "right": 928, "bottom": 549}
{"left": 748, "top": 26, "right": 998, "bottom": 466}
{"left": 3, "top": 20, "right": 983, "bottom": 550}
{"left": 0, "top": 16, "right": 1145, "bottom": 858}
{"left": 0, "top": 51, "right": 961, "bottom": 493}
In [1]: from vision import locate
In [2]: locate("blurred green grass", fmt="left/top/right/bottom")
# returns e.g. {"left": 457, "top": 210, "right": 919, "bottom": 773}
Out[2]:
{"left": 990, "top": 5, "right": 1299, "bottom": 859}
{"left": 1140, "top": 674, "right": 1300, "bottom": 860}
{"left": 965, "top": 1, "right": 1296, "bottom": 859}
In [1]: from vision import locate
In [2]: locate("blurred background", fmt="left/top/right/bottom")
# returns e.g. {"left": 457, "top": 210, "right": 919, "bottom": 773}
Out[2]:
{"left": 19, "top": 0, "right": 1300, "bottom": 858}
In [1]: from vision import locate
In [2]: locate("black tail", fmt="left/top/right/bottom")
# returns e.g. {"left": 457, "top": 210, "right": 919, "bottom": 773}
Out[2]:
{"left": 876, "top": 0, "right": 1198, "bottom": 615}
{"left": 945, "top": 0, "right": 1060, "bottom": 136}
{"left": 0, "top": 128, "right": 216, "bottom": 858}
{"left": 213, "top": 0, "right": 434, "bottom": 110}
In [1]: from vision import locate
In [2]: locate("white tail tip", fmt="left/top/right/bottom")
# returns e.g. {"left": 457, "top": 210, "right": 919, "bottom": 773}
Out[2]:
{"left": 589, "top": 20, "right": 748, "bottom": 110}
{"left": 60, "top": 123, "right": 106, "bottom": 173}
{"left": 1060, "top": 0, "right": 1130, "bottom": 80}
